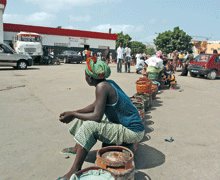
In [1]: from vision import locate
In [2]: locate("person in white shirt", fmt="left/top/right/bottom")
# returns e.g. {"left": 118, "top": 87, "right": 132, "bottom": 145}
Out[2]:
{"left": 124, "top": 45, "right": 131, "bottom": 73}
{"left": 116, "top": 42, "right": 124, "bottom": 73}
{"left": 135, "top": 52, "right": 145, "bottom": 74}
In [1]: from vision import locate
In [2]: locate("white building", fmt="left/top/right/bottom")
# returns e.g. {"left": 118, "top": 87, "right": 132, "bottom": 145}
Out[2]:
{"left": 3, "top": 23, "right": 117, "bottom": 55}
{"left": 0, "top": 0, "right": 6, "bottom": 43}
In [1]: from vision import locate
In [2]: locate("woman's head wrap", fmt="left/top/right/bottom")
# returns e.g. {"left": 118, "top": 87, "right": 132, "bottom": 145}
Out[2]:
{"left": 85, "top": 57, "right": 111, "bottom": 79}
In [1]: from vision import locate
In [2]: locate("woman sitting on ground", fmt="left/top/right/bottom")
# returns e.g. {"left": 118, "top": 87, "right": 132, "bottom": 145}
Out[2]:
{"left": 58, "top": 57, "right": 145, "bottom": 180}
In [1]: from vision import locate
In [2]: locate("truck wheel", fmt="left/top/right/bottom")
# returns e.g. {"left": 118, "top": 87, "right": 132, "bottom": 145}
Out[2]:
{"left": 17, "top": 61, "right": 27, "bottom": 70}
{"left": 190, "top": 72, "right": 197, "bottom": 77}
{"left": 207, "top": 70, "right": 217, "bottom": 80}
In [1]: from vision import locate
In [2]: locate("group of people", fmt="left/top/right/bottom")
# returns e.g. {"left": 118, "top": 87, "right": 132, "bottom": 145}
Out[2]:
{"left": 166, "top": 50, "right": 193, "bottom": 75}
{"left": 116, "top": 42, "right": 132, "bottom": 73}
{"left": 133, "top": 50, "right": 179, "bottom": 89}
{"left": 79, "top": 47, "right": 112, "bottom": 64}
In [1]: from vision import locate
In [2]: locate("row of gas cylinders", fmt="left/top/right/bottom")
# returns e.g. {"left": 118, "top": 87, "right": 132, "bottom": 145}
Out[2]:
{"left": 130, "top": 77, "right": 158, "bottom": 120}
{"left": 70, "top": 146, "right": 135, "bottom": 180}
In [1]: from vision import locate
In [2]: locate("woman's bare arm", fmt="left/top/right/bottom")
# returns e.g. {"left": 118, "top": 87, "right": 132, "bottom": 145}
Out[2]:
{"left": 60, "top": 82, "right": 108, "bottom": 123}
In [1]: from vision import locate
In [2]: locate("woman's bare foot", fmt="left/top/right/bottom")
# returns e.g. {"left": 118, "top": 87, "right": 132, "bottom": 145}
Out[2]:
{"left": 59, "top": 168, "right": 80, "bottom": 180}
{"left": 61, "top": 145, "right": 77, "bottom": 155}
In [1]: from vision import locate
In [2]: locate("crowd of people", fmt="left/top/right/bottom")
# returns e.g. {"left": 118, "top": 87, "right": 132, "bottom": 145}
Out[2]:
{"left": 114, "top": 44, "right": 195, "bottom": 90}
{"left": 115, "top": 43, "right": 193, "bottom": 76}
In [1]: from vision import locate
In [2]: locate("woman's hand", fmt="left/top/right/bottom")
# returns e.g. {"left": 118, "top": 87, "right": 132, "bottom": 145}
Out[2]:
{"left": 59, "top": 111, "right": 75, "bottom": 124}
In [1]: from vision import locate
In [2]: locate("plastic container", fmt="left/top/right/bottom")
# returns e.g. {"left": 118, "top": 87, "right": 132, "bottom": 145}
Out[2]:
{"left": 70, "top": 166, "right": 114, "bottom": 180}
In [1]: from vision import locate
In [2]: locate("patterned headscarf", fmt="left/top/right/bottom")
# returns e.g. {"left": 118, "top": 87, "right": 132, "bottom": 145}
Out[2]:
{"left": 85, "top": 57, "right": 111, "bottom": 79}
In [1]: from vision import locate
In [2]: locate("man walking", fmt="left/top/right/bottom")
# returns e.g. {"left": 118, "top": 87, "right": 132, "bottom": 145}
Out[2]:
{"left": 124, "top": 44, "right": 131, "bottom": 73}
{"left": 116, "top": 42, "right": 124, "bottom": 73}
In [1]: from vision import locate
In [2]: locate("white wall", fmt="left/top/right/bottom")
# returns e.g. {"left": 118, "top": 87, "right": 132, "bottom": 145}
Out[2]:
{"left": 4, "top": 31, "right": 116, "bottom": 50}
{"left": 0, "top": 4, "right": 4, "bottom": 43}
{"left": 41, "top": 34, "right": 116, "bottom": 49}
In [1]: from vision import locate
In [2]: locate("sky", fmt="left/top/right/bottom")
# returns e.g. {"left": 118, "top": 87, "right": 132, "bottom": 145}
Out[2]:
{"left": 3, "top": 0, "right": 220, "bottom": 44}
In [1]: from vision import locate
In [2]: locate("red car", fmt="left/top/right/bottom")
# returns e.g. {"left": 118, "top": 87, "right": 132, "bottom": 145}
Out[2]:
{"left": 187, "top": 54, "right": 220, "bottom": 80}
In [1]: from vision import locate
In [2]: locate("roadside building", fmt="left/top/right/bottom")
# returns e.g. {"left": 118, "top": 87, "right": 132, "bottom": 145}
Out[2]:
{"left": 0, "top": 0, "right": 6, "bottom": 43}
{"left": 206, "top": 41, "right": 220, "bottom": 54}
{"left": 192, "top": 40, "right": 220, "bottom": 55}
{"left": 3, "top": 23, "right": 117, "bottom": 57}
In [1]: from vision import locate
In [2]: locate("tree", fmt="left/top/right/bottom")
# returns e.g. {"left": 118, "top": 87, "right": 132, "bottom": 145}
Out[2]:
{"left": 116, "top": 32, "right": 132, "bottom": 48}
{"left": 154, "top": 27, "right": 193, "bottom": 54}
{"left": 144, "top": 47, "right": 156, "bottom": 56}
{"left": 130, "top": 41, "right": 146, "bottom": 54}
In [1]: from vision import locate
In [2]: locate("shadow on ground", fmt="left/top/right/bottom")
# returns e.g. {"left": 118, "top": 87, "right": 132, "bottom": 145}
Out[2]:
{"left": 135, "top": 171, "right": 152, "bottom": 180}
{"left": 134, "top": 143, "right": 165, "bottom": 169}
{"left": 0, "top": 67, "right": 40, "bottom": 71}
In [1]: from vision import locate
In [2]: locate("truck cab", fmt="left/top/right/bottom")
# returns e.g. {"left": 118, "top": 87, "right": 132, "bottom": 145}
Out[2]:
{"left": 188, "top": 54, "right": 220, "bottom": 80}
{"left": 13, "top": 32, "right": 43, "bottom": 64}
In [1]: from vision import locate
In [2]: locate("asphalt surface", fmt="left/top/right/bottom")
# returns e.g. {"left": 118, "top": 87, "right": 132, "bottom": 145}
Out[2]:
{"left": 0, "top": 63, "right": 220, "bottom": 180}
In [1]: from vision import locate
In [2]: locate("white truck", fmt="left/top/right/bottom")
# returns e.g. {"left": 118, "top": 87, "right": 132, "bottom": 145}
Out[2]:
{"left": 13, "top": 32, "right": 43, "bottom": 63}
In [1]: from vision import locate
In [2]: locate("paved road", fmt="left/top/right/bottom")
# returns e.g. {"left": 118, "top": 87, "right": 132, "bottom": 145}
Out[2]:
{"left": 0, "top": 64, "right": 220, "bottom": 180}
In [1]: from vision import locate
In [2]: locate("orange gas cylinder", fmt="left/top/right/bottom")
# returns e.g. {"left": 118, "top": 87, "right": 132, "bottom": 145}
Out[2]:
{"left": 95, "top": 146, "right": 135, "bottom": 180}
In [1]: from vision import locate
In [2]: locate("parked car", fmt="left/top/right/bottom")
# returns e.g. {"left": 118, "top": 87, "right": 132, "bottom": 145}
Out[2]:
{"left": 0, "top": 43, "right": 33, "bottom": 69}
{"left": 57, "top": 50, "right": 83, "bottom": 64}
{"left": 187, "top": 54, "right": 220, "bottom": 80}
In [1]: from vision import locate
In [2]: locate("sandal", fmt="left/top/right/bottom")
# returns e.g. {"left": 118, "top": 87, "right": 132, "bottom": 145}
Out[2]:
{"left": 60, "top": 147, "right": 77, "bottom": 156}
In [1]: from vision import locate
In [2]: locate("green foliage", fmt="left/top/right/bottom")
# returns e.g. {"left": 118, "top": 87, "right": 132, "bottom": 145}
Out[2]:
{"left": 154, "top": 27, "right": 193, "bottom": 54}
{"left": 145, "top": 47, "right": 156, "bottom": 56}
{"left": 116, "top": 32, "right": 132, "bottom": 48}
{"left": 130, "top": 41, "right": 146, "bottom": 54}
{"left": 115, "top": 32, "right": 155, "bottom": 56}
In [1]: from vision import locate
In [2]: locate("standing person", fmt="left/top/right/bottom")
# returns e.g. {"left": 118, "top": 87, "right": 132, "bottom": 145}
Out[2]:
{"left": 124, "top": 44, "right": 131, "bottom": 73}
{"left": 58, "top": 58, "right": 145, "bottom": 180}
{"left": 82, "top": 49, "right": 87, "bottom": 61}
{"left": 86, "top": 48, "right": 91, "bottom": 58}
{"left": 103, "top": 47, "right": 110, "bottom": 64}
{"left": 116, "top": 42, "right": 124, "bottom": 73}
{"left": 172, "top": 50, "right": 179, "bottom": 72}
{"left": 180, "top": 52, "right": 193, "bottom": 76}
{"left": 178, "top": 51, "right": 184, "bottom": 69}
